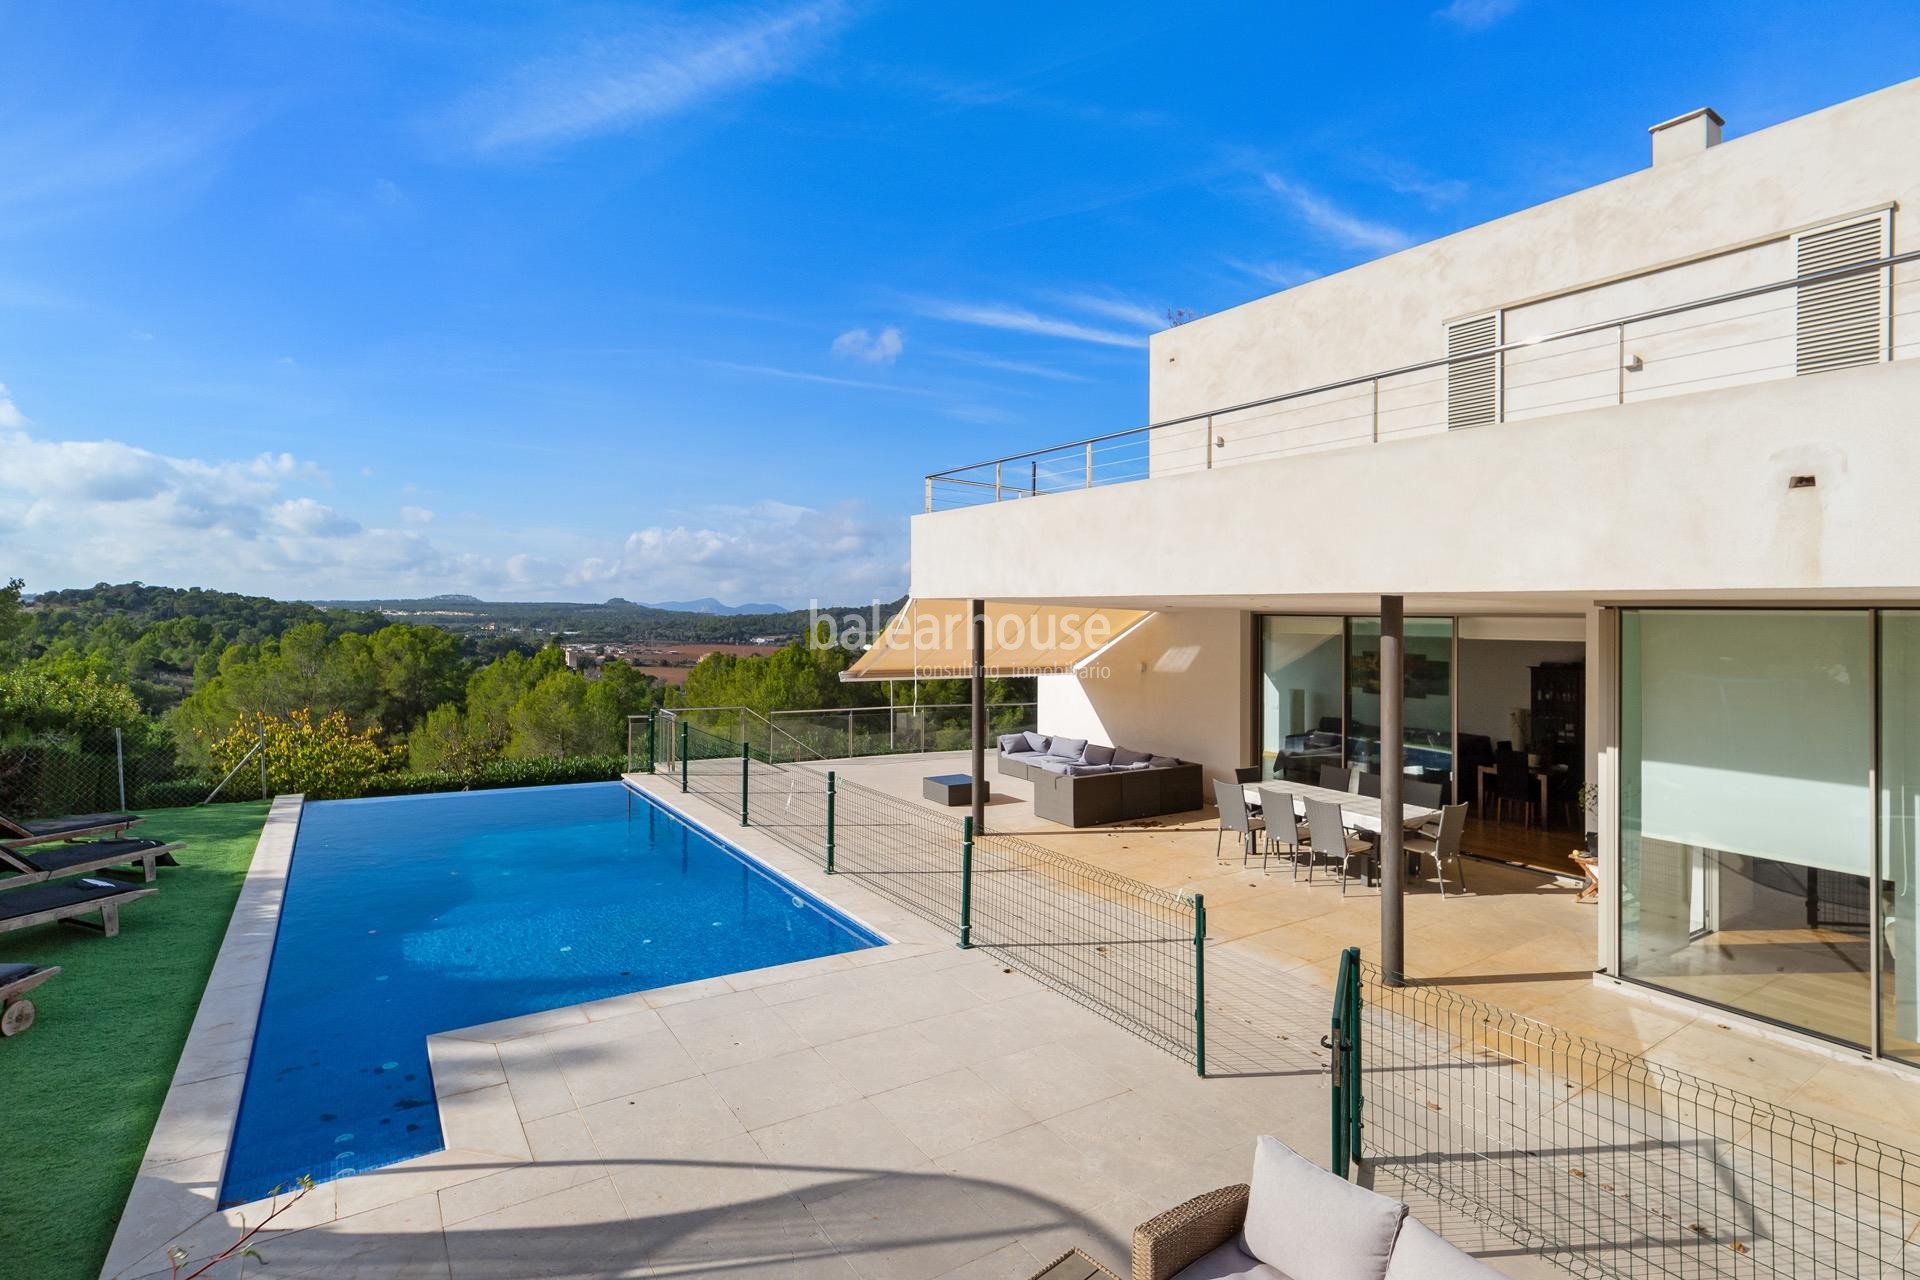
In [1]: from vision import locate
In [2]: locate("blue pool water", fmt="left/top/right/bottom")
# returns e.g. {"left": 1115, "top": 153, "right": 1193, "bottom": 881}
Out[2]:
{"left": 219, "top": 782, "right": 879, "bottom": 1206}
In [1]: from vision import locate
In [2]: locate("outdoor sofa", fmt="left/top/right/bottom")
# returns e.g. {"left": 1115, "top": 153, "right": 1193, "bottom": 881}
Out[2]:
{"left": 997, "top": 731, "right": 1203, "bottom": 827}
{"left": 1132, "top": 1135, "right": 1501, "bottom": 1279}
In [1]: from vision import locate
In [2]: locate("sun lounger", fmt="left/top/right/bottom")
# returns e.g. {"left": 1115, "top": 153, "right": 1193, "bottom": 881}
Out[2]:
{"left": 0, "top": 878, "right": 157, "bottom": 939}
{"left": 0, "top": 962, "right": 60, "bottom": 1037}
{"left": 0, "top": 838, "right": 183, "bottom": 887}
{"left": 1, "top": 811, "right": 144, "bottom": 849}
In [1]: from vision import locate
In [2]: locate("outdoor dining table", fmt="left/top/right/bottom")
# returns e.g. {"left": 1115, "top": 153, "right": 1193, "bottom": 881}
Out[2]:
{"left": 1242, "top": 781, "right": 1438, "bottom": 886}
{"left": 1241, "top": 781, "right": 1438, "bottom": 835}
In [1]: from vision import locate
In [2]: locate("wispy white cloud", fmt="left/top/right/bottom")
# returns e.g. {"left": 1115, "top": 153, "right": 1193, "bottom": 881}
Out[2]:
{"left": 935, "top": 351, "right": 1089, "bottom": 383}
{"left": 1354, "top": 155, "right": 1467, "bottom": 206}
{"left": 911, "top": 300, "right": 1147, "bottom": 349}
{"left": 450, "top": 1, "right": 848, "bottom": 154}
{"left": 1435, "top": 0, "right": 1523, "bottom": 29}
{"left": 1260, "top": 174, "right": 1414, "bottom": 255}
{"left": 830, "top": 325, "right": 904, "bottom": 364}
{"left": 0, "top": 102, "right": 244, "bottom": 227}
{"left": 1051, "top": 292, "right": 1164, "bottom": 332}
{"left": 1226, "top": 259, "right": 1323, "bottom": 290}
{"left": 698, "top": 358, "right": 934, "bottom": 394}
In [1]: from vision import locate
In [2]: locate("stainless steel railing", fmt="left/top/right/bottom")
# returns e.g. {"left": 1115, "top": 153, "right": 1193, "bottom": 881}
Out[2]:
{"left": 924, "top": 249, "right": 1920, "bottom": 512}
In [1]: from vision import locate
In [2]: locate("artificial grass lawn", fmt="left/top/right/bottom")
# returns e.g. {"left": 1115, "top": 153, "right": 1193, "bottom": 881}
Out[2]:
{"left": 0, "top": 802, "right": 271, "bottom": 1280}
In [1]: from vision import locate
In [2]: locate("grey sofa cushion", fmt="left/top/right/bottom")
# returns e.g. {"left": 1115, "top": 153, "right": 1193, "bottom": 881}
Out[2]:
{"left": 1082, "top": 742, "right": 1115, "bottom": 766}
{"left": 1122, "top": 760, "right": 1153, "bottom": 770}
{"left": 996, "top": 733, "right": 1026, "bottom": 754}
{"left": 1046, "top": 735, "right": 1089, "bottom": 760}
{"left": 1065, "top": 763, "right": 1116, "bottom": 776}
{"left": 1243, "top": 1136, "right": 1405, "bottom": 1280}
{"left": 1382, "top": 1218, "right": 1501, "bottom": 1279}
{"left": 1022, "top": 731, "right": 1051, "bottom": 753}
{"left": 1113, "top": 746, "right": 1152, "bottom": 766}
{"left": 1171, "top": 1239, "right": 1283, "bottom": 1280}
{"left": 1032, "top": 758, "right": 1075, "bottom": 774}
{"left": 1148, "top": 754, "right": 1182, "bottom": 769}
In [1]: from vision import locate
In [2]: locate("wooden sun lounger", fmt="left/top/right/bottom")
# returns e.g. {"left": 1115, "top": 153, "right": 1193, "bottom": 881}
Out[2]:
{"left": 0, "top": 878, "right": 157, "bottom": 939}
{"left": 0, "top": 811, "right": 144, "bottom": 849}
{"left": 0, "top": 962, "right": 60, "bottom": 1037}
{"left": 0, "top": 838, "right": 183, "bottom": 888}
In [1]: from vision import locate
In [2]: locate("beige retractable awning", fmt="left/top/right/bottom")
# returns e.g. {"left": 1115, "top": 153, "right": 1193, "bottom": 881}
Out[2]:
{"left": 841, "top": 598, "right": 1151, "bottom": 681}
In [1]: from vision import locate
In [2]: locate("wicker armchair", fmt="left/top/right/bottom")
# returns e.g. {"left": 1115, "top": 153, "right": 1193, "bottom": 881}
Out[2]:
{"left": 1129, "top": 1183, "right": 1250, "bottom": 1280}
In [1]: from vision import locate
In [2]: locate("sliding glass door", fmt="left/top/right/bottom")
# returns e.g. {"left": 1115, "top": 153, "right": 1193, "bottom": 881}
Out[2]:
{"left": 1347, "top": 617, "right": 1455, "bottom": 796}
{"left": 1619, "top": 609, "right": 1875, "bottom": 1049}
{"left": 1259, "top": 617, "right": 1344, "bottom": 784}
{"left": 1881, "top": 613, "right": 1920, "bottom": 1065}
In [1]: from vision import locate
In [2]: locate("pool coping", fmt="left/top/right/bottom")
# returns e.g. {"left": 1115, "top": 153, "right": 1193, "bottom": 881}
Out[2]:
{"left": 100, "top": 779, "right": 950, "bottom": 1280}
{"left": 100, "top": 792, "right": 305, "bottom": 1280}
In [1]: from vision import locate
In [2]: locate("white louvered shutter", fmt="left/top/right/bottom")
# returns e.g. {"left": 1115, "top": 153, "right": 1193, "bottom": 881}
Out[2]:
{"left": 1446, "top": 312, "right": 1501, "bottom": 429}
{"left": 1794, "top": 214, "right": 1889, "bottom": 376}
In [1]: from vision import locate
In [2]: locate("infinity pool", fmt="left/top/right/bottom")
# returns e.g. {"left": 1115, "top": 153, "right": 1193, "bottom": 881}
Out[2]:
{"left": 219, "top": 782, "right": 880, "bottom": 1206}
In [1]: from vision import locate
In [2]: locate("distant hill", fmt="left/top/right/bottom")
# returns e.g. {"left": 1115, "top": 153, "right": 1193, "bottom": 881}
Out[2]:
{"left": 310, "top": 595, "right": 906, "bottom": 645}
{"left": 646, "top": 597, "right": 790, "bottom": 616}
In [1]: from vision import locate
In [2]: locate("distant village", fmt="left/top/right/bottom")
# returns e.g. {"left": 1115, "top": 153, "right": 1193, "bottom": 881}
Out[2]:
{"left": 559, "top": 638, "right": 793, "bottom": 685}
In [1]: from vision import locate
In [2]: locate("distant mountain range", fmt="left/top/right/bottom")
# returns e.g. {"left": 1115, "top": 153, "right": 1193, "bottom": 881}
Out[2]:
{"left": 639, "top": 597, "right": 790, "bottom": 615}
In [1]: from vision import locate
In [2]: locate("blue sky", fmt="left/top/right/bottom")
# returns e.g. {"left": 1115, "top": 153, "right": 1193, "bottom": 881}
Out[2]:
{"left": 3, "top": 1, "right": 1917, "bottom": 606}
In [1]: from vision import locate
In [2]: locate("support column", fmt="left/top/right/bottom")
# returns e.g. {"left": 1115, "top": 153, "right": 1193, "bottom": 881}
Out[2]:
{"left": 1380, "top": 595, "right": 1405, "bottom": 987}
{"left": 971, "top": 598, "right": 987, "bottom": 834}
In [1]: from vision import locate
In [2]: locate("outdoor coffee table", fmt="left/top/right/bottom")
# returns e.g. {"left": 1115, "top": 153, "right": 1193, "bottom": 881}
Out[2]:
{"left": 922, "top": 773, "right": 985, "bottom": 805}
{"left": 1025, "top": 1248, "right": 1121, "bottom": 1280}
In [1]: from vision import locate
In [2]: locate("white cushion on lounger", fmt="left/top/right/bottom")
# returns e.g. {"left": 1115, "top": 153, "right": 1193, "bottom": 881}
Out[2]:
{"left": 1382, "top": 1218, "right": 1502, "bottom": 1279}
{"left": 1242, "top": 1137, "right": 1405, "bottom": 1280}
{"left": 1172, "top": 1239, "right": 1285, "bottom": 1280}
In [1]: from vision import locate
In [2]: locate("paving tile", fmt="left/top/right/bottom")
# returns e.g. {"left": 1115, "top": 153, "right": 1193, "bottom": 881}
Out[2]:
{"left": 655, "top": 985, "right": 776, "bottom": 1029}
{"left": 580, "top": 1075, "right": 747, "bottom": 1161}
{"left": 554, "top": 1024, "right": 702, "bottom": 1108}
{"left": 441, "top": 1176, "right": 648, "bottom": 1278}
{"left": 709, "top": 1047, "right": 862, "bottom": 1131}
{"left": 239, "top": 1189, "right": 447, "bottom": 1280}
{"left": 443, "top": 1004, "right": 589, "bottom": 1043}
{"left": 428, "top": 1036, "right": 506, "bottom": 1098}
{"left": 812, "top": 1024, "right": 957, "bottom": 1096}
{"left": 773, "top": 988, "right": 913, "bottom": 1047}
{"left": 334, "top": 1148, "right": 513, "bottom": 1220}
{"left": 438, "top": 1113, "right": 605, "bottom": 1227}
{"left": 137, "top": 1071, "right": 246, "bottom": 1169}
{"left": 868, "top": 1069, "right": 1040, "bottom": 1159}
{"left": 437, "top": 1083, "right": 531, "bottom": 1161}
{"left": 496, "top": 1035, "right": 578, "bottom": 1125}
{"left": 966, "top": 1041, "right": 1130, "bottom": 1121}
{"left": 750, "top": 1099, "right": 930, "bottom": 1202}
{"left": 932, "top": 1241, "right": 1043, "bottom": 1280}
{"left": 804, "top": 1166, "right": 1017, "bottom": 1280}
{"left": 668, "top": 999, "right": 813, "bottom": 1073}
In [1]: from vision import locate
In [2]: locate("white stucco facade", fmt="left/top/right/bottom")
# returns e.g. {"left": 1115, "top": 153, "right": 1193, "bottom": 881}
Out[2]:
{"left": 905, "top": 76, "right": 1920, "bottom": 1050}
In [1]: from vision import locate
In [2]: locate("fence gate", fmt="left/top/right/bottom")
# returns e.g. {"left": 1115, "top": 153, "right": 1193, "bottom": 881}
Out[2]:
{"left": 1324, "top": 945, "right": 1363, "bottom": 1177}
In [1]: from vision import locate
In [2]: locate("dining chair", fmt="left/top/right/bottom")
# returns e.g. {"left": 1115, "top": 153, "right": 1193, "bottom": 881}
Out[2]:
{"left": 1234, "top": 766, "right": 1263, "bottom": 784}
{"left": 1256, "top": 786, "right": 1308, "bottom": 878}
{"left": 1405, "top": 803, "right": 1469, "bottom": 897}
{"left": 1357, "top": 771, "right": 1382, "bottom": 800}
{"left": 1304, "top": 798, "right": 1372, "bottom": 894}
{"left": 1405, "top": 779, "right": 1443, "bottom": 811}
{"left": 1494, "top": 751, "right": 1535, "bottom": 826}
{"left": 1213, "top": 778, "right": 1265, "bottom": 864}
{"left": 1317, "top": 764, "right": 1352, "bottom": 793}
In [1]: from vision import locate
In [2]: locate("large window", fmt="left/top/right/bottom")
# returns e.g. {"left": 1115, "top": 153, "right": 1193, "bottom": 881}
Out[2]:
{"left": 1259, "top": 617, "right": 1343, "bottom": 784}
{"left": 1347, "top": 617, "right": 1455, "bottom": 794}
{"left": 1619, "top": 609, "right": 1874, "bottom": 1048}
{"left": 1880, "top": 614, "right": 1920, "bottom": 1064}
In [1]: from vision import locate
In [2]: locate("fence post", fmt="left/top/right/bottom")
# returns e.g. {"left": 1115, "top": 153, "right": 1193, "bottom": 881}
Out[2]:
{"left": 824, "top": 771, "right": 836, "bottom": 873}
{"left": 739, "top": 742, "right": 750, "bottom": 827}
{"left": 1193, "top": 894, "right": 1207, "bottom": 1078}
{"left": 846, "top": 710, "right": 854, "bottom": 759}
{"left": 679, "top": 721, "right": 689, "bottom": 793}
{"left": 647, "top": 710, "right": 657, "bottom": 774}
{"left": 257, "top": 727, "right": 268, "bottom": 801}
{"left": 957, "top": 816, "right": 974, "bottom": 949}
{"left": 114, "top": 727, "right": 128, "bottom": 813}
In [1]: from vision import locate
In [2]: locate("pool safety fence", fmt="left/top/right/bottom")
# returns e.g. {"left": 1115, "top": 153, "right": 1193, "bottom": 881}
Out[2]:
{"left": 658, "top": 749, "right": 1205, "bottom": 1073}
{"left": 1329, "top": 947, "right": 1920, "bottom": 1279}
{"left": 0, "top": 726, "right": 226, "bottom": 817}
{"left": 636, "top": 703, "right": 1039, "bottom": 775}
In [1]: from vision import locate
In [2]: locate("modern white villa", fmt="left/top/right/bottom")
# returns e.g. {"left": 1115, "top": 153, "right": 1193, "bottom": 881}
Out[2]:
{"left": 898, "top": 75, "right": 1920, "bottom": 1067}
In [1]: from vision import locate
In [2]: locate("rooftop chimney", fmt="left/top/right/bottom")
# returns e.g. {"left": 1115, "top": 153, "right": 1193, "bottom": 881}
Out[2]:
{"left": 1649, "top": 107, "right": 1723, "bottom": 166}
